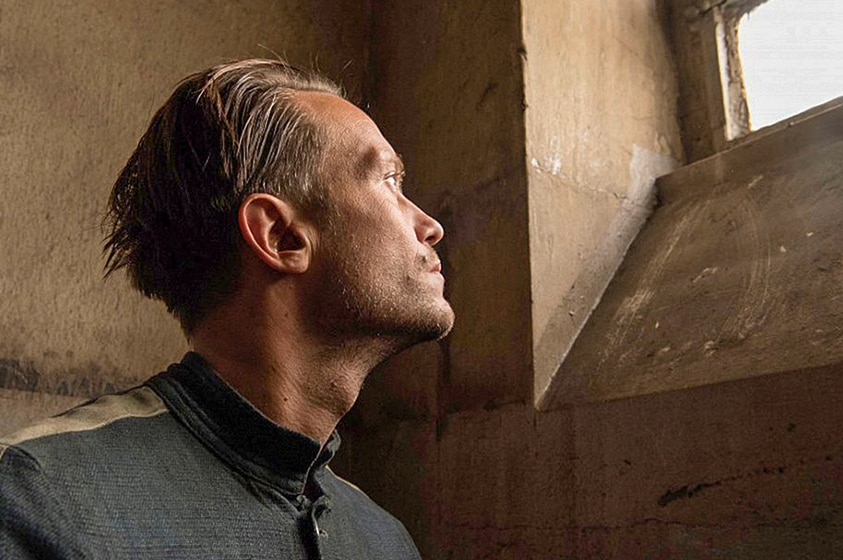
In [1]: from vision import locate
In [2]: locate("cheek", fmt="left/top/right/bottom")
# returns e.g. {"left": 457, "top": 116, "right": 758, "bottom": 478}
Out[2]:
{"left": 335, "top": 199, "right": 419, "bottom": 265}
{"left": 362, "top": 210, "right": 413, "bottom": 250}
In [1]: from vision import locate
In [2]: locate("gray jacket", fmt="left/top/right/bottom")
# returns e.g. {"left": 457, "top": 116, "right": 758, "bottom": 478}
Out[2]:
{"left": 0, "top": 352, "right": 421, "bottom": 559}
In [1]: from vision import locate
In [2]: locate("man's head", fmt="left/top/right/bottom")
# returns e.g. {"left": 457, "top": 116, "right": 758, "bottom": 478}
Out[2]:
{"left": 104, "top": 60, "right": 340, "bottom": 332}
{"left": 104, "top": 59, "right": 453, "bottom": 345}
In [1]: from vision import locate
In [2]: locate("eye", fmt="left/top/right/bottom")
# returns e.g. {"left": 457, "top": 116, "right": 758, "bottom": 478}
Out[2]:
{"left": 384, "top": 171, "right": 405, "bottom": 194}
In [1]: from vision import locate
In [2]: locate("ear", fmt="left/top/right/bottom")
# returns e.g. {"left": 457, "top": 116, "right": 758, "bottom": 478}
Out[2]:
{"left": 238, "top": 193, "right": 311, "bottom": 275}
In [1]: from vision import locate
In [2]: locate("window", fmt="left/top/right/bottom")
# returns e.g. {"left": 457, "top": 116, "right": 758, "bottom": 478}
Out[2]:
{"left": 670, "top": 0, "right": 843, "bottom": 160}
{"left": 739, "top": 0, "right": 843, "bottom": 130}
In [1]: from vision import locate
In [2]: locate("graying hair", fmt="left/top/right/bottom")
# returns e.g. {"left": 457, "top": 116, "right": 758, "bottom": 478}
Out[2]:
{"left": 200, "top": 59, "right": 342, "bottom": 209}
{"left": 104, "top": 59, "right": 343, "bottom": 333}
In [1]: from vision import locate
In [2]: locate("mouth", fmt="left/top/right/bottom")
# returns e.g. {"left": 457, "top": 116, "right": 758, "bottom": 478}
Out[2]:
{"left": 422, "top": 251, "right": 442, "bottom": 274}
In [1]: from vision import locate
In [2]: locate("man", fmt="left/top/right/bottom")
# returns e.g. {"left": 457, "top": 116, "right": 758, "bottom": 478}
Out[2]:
{"left": 0, "top": 59, "right": 453, "bottom": 559}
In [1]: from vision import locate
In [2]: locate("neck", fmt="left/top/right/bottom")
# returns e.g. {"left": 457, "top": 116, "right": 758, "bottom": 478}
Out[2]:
{"left": 189, "top": 293, "right": 385, "bottom": 444}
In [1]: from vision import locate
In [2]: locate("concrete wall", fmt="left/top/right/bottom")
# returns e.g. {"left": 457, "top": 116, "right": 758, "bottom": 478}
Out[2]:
{"left": 338, "top": 0, "right": 685, "bottom": 557}
{"left": 0, "top": 0, "right": 367, "bottom": 432}
{"left": 548, "top": 101, "right": 843, "bottom": 407}
{"left": 523, "top": 0, "right": 684, "bottom": 405}
{"left": 337, "top": 2, "right": 843, "bottom": 559}
{"left": 342, "top": 358, "right": 843, "bottom": 559}
{"left": 353, "top": 0, "right": 685, "bottom": 420}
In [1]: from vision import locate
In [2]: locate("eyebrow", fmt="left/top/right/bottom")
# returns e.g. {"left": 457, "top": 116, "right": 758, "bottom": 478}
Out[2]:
{"left": 356, "top": 148, "right": 404, "bottom": 179}
{"left": 375, "top": 149, "right": 403, "bottom": 172}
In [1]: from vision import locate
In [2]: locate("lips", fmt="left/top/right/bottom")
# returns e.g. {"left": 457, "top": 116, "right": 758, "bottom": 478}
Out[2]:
{"left": 421, "top": 252, "right": 442, "bottom": 273}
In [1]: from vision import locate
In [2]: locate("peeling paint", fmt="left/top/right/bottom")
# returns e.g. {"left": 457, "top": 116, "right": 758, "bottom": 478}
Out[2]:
{"left": 629, "top": 144, "right": 679, "bottom": 204}
{"left": 530, "top": 154, "right": 564, "bottom": 176}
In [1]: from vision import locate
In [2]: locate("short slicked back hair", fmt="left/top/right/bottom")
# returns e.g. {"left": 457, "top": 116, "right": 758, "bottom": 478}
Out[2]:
{"left": 103, "top": 59, "right": 343, "bottom": 333}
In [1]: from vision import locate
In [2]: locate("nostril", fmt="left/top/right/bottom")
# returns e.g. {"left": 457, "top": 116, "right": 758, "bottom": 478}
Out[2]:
{"left": 421, "top": 215, "right": 444, "bottom": 246}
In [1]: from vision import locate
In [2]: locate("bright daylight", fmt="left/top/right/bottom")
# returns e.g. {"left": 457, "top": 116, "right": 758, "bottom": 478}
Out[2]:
{"left": 739, "top": 0, "right": 843, "bottom": 129}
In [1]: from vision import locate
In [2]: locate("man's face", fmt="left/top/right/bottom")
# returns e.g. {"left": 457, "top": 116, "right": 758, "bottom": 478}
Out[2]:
{"left": 298, "top": 93, "right": 454, "bottom": 350}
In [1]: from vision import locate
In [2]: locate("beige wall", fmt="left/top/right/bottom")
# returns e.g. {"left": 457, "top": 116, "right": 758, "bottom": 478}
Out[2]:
{"left": 0, "top": 0, "right": 367, "bottom": 432}
{"left": 523, "top": 0, "right": 684, "bottom": 404}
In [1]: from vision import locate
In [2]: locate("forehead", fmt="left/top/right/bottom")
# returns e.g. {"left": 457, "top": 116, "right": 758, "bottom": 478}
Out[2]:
{"left": 295, "top": 91, "right": 401, "bottom": 177}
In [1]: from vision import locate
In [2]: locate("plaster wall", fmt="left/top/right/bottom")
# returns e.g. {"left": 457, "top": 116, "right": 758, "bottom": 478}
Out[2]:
{"left": 0, "top": 0, "right": 367, "bottom": 432}
{"left": 522, "top": 0, "right": 684, "bottom": 403}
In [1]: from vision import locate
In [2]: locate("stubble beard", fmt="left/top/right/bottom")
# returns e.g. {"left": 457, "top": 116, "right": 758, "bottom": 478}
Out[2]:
{"left": 309, "top": 249, "right": 454, "bottom": 357}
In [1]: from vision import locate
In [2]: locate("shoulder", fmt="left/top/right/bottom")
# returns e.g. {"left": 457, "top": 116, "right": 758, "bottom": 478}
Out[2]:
{"left": 0, "top": 428, "right": 91, "bottom": 558}
{"left": 0, "top": 385, "right": 178, "bottom": 558}
{"left": 322, "top": 466, "right": 386, "bottom": 512}
{"left": 322, "top": 466, "right": 421, "bottom": 555}
{"left": 0, "top": 385, "right": 170, "bottom": 474}
{"left": 2, "top": 385, "right": 167, "bottom": 446}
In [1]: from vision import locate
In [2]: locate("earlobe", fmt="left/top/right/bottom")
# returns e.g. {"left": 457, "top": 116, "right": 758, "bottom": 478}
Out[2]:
{"left": 238, "top": 193, "right": 311, "bottom": 275}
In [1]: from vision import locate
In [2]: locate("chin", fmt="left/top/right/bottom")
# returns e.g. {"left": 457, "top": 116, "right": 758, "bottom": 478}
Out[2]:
{"left": 322, "top": 277, "right": 455, "bottom": 348}
{"left": 407, "top": 299, "right": 455, "bottom": 343}
{"left": 432, "top": 303, "right": 456, "bottom": 339}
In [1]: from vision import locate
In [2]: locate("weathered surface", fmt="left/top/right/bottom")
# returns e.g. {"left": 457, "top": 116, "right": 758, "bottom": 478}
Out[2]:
{"left": 338, "top": 360, "right": 843, "bottom": 559}
{"left": 338, "top": 7, "right": 843, "bottom": 558}
{"left": 547, "top": 100, "right": 843, "bottom": 407}
{"left": 0, "top": 0, "right": 368, "bottom": 433}
{"left": 7, "top": 2, "right": 843, "bottom": 559}
{"left": 523, "top": 0, "right": 684, "bottom": 405}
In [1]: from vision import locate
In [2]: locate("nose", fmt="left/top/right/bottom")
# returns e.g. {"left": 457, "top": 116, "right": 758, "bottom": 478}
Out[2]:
{"left": 413, "top": 203, "right": 445, "bottom": 246}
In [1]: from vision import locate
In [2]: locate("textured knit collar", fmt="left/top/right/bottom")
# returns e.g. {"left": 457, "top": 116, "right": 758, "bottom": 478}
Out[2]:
{"left": 147, "top": 352, "right": 340, "bottom": 497}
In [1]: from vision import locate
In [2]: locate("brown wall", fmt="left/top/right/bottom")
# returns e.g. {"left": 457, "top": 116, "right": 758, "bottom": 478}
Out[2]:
{"left": 523, "top": 0, "right": 684, "bottom": 404}
{"left": 341, "top": 360, "right": 843, "bottom": 559}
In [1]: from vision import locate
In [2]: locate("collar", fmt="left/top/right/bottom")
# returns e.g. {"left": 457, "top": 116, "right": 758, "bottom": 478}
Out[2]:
{"left": 147, "top": 352, "right": 340, "bottom": 496}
